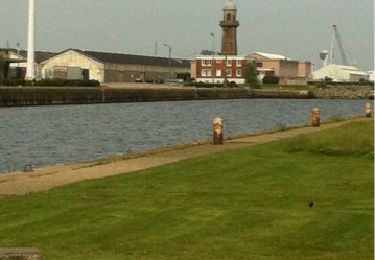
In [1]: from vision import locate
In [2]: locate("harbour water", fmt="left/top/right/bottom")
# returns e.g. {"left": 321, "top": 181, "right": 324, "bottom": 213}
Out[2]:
{"left": 0, "top": 99, "right": 367, "bottom": 173}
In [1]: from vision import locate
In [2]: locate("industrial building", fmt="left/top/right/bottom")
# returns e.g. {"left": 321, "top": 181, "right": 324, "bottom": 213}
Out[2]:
{"left": 312, "top": 64, "right": 369, "bottom": 82}
{"left": 192, "top": 0, "right": 312, "bottom": 85}
{"left": 2, "top": 49, "right": 191, "bottom": 83}
{"left": 246, "top": 52, "right": 312, "bottom": 85}
{"left": 1, "top": 49, "right": 56, "bottom": 79}
{"left": 41, "top": 49, "right": 191, "bottom": 83}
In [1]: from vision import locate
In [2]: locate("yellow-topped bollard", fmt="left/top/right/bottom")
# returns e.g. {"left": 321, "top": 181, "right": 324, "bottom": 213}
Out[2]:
{"left": 365, "top": 102, "right": 372, "bottom": 118}
{"left": 213, "top": 117, "right": 224, "bottom": 145}
{"left": 311, "top": 108, "right": 320, "bottom": 127}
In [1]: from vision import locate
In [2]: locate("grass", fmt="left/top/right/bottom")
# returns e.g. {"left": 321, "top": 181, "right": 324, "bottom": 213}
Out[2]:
{"left": 0, "top": 120, "right": 373, "bottom": 259}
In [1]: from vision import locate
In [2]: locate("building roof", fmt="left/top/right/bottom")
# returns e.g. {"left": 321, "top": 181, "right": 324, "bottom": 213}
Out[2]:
{"left": 224, "top": 0, "right": 237, "bottom": 10}
{"left": 19, "top": 50, "right": 57, "bottom": 64}
{"left": 3, "top": 48, "right": 191, "bottom": 68}
{"left": 251, "top": 51, "right": 288, "bottom": 60}
{"left": 1, "top": 49, "right": 57, "bottom": 63}
{"left": 71, "top": 49, "right": 191, "bottom": 68}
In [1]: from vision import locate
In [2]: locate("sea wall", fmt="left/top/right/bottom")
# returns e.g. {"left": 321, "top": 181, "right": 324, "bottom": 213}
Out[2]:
{"left": 310, "top": 85, "right": 374, "bottom": 99}
{"left": 0, "top": 87, "right": 312, "bottom": 107}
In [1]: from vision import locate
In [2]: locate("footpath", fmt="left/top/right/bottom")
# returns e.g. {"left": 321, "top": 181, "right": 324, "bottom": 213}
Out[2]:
{"left": 0, "top": 118, "right": 368, "bottom": 196}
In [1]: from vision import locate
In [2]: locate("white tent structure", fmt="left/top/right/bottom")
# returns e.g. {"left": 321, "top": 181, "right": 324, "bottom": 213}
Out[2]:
{"left": 312, "top": 64, "right": 369, "bottom": 82}
{"left": 367, "top": 71, "right": 374, "bottom": 81}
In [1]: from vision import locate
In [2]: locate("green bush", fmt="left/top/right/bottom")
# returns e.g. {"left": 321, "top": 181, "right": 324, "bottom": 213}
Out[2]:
{"left": 0, "top": 79, "right": 100, "bottom": 87}
{"left": 262, "top": 76, "right": 279, "bottom": 85}
{"left": 184, "top": 82, "right": 225, "bottom": 88}
{"left": 307, "top": 81, "right": 373, "bottom": 86}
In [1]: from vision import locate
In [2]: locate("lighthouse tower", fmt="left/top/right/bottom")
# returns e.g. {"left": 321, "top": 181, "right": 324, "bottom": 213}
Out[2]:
{"left": 220, "top": 0, "right": 239, "bottom": 55}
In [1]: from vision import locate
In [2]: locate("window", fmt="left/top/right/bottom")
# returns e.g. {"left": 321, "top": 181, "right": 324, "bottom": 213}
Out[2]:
{"left": 227, "top": 13, "right": 232, "bottom": 21}
{"left": 226, "top": 69, "right": 232, "bottom": 77}
{"left": 216, "top": 70, "right": 222, "bottom": 77}
{"left": 227, "top": 60, "right": 232, "bottom": 67}
{"left": 237, "top": 60, "right": 242, "bottom": 67}
{"left": 236, "top": 69, "right": 242, "bottom": 77}
{"left": 202, "top": 69, "right": 212, "bottom": 77}
{"left": 256, "top": 62, "right": 263, "bottom": 68}
{"left": 202, "top": 60, "right": 212, "bottom": 66}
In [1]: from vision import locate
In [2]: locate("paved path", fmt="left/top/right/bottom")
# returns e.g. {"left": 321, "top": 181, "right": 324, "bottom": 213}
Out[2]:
{"left": 0, "top": 118, "right": 368, "bottom": 196}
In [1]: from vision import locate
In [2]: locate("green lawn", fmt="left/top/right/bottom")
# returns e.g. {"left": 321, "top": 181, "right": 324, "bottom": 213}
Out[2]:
{"left": 0, "top": 121, "right": 373, "bottom": 260}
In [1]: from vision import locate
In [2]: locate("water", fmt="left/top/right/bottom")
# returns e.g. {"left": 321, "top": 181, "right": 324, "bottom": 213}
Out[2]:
{"left": 0, "top": 99, "right": 367, "bottom": 173}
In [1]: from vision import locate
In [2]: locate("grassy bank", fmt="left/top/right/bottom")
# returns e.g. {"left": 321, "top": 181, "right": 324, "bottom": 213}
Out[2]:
{"left": 0, "top": 121, "right": 373, "bottom": 259}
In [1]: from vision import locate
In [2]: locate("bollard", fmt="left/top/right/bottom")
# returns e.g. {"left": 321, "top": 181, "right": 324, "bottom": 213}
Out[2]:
{"left": 365, "top": 102, "right": 372, "bottom": 118}
{"left": 213, "top": 117, "right": 224, "bottom": 145}
{"left": 311, "top": 108, "right": 320, "bottom": 127}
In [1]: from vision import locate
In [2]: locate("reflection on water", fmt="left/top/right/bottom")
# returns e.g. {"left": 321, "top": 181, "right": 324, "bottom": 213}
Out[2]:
{"left": 0, "top": 99, "right": 366, "bottom": 173}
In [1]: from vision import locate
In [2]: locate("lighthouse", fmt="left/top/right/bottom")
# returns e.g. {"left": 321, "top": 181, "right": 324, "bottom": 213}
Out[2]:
{"left": 220, "top": 0, "right": 239, "bottom": 55}
{"left": 26, "top": 0, "right": 35, "bottom": 80}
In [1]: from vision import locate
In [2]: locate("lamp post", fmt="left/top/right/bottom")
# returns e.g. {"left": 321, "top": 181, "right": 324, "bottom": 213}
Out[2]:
{"left": 210, "top": 33, "right": 215, "bottom": 83}
{"left": 163, "top": 43, "right": 172, "bottom": 77}
{"left": 26, "top": 0, "right": 35, "bottom": 80}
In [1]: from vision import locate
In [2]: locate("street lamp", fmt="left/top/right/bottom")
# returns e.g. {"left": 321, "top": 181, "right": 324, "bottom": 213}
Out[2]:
{"left": 210, "top": 33, "right": 215, "bottom": 83}
{"left": 163, "top": 43, "right": 172, "bottom": 77}
{"left": 210, "top": 32, "right": 215, "bottom": 54}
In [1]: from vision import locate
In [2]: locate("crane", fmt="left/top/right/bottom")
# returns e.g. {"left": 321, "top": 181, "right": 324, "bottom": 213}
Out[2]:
{"left": 333, "top": 25, "right": 349, "bottom": 66}
{"left": 322, "top": 25, "right": 350, "bottom": 67}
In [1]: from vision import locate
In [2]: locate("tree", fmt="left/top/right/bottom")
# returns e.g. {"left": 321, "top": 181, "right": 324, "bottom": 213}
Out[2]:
{"left": 244, "top": 60, "right": 260, "bottom": 87}
{"left": 0, "top": 51, "right": 7, "bottom": 81}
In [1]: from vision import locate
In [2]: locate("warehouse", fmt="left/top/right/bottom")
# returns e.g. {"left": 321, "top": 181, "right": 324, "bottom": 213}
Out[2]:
{"left": 312, "top": 64, "right": 370, "bottom": 82}
{"left": 41, "top": 49, "right": 191, "bottom": 83}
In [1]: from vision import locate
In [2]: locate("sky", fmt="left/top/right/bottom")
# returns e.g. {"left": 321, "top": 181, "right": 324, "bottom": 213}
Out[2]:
{"left": 0, "top": 0, "right": 374, "bottom": 70}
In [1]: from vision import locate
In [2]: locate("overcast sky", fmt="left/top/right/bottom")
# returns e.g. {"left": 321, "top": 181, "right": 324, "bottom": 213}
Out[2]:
{"left": 0, "top": 0, "right": 373, "bottom": 70}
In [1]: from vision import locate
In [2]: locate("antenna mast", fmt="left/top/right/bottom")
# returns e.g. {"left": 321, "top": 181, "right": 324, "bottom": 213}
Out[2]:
{"left": 26, "top": 0, "right": 35, "bottom": 80}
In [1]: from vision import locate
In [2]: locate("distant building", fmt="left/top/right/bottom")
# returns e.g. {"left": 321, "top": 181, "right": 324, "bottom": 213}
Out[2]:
{"left": 368, "top": 71, "right": 374, "bottom": 81}
{"left": 312, "top": 64, "right": 369, "bottom": 82}
{"left": 2, "top": 49, "right": 56, "bottom": 79}
{"left": 192, "top": 55, "right": 246, "bottom": 84}
{"left": 246, "top": 52, "right": 312, "bottom": 85}
{"left": 40, "top": 49, "right": 191, "bottom": 83}
{"left": 2, "top": 48, "right": 191, "bottom": 83}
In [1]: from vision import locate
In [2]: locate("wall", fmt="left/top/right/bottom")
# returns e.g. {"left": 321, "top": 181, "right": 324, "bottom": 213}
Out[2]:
{"left": 0, "top": 87, "right": 314, "bottom": 107}
{"left": 298, "top": 62, "right": 312, "bottom": 78}
{"left": 41, "top": 50, "right": 104, "bottom": 82}
{"left": 279, "top": 60, "right": 299, "bottom": 77}
{"left": 103, "top": 63, "right": 189, "bottom": 83}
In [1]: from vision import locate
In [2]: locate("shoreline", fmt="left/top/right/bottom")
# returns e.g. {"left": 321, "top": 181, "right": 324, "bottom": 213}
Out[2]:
{"left": 0, "top": 85, "right": 373, "bottom": 107}
{"left": 0, "top": 117, "right": 370, "bottom": 197}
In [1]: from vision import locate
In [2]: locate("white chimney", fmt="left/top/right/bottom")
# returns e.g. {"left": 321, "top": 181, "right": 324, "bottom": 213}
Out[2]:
{"left": 26, "top": 0, "right": 35, "bottom": 80}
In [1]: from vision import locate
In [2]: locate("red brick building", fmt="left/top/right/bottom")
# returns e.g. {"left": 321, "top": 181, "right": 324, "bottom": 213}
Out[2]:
{"left": 192, "top": 55, "right": 246, "bottom": 84}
